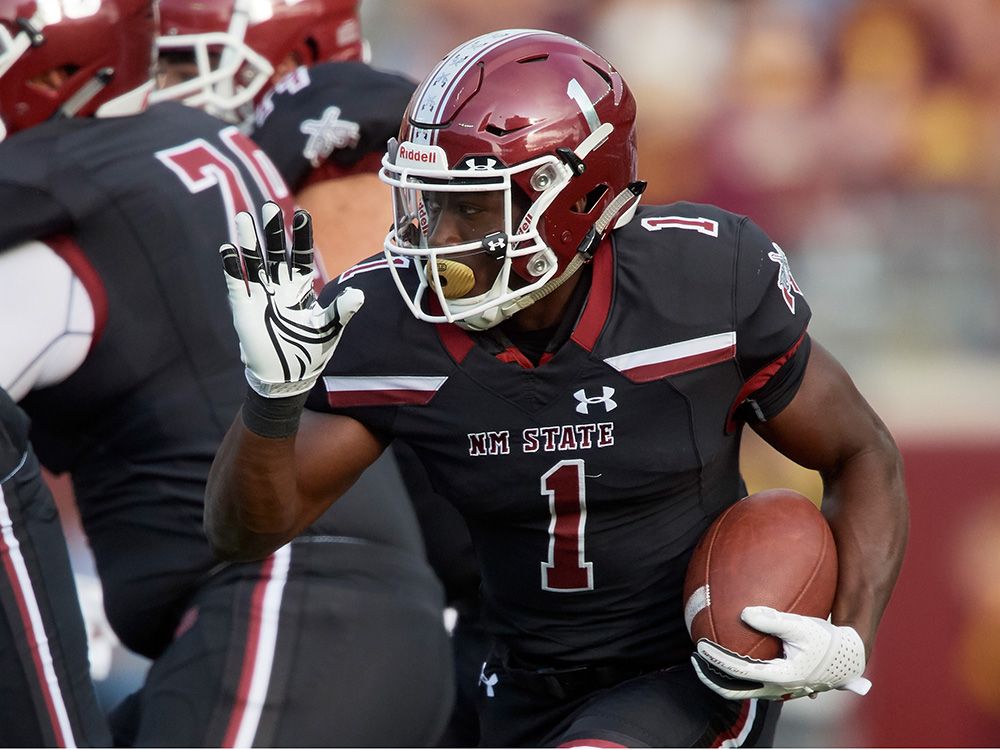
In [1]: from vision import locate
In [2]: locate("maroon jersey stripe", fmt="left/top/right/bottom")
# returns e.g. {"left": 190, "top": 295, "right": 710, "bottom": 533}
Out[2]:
{"left": 47, "top": 233, "right": 108, "bottom": 353}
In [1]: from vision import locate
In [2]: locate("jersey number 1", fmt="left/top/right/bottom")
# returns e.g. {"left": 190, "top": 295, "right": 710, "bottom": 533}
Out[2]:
{"left": 541, "top": 459, "right": 594, "bottom": 592}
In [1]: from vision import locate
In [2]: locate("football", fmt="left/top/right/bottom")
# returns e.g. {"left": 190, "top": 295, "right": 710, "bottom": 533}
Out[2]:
{"left": 683, "top": 488, "right": 838, "bottom": 660}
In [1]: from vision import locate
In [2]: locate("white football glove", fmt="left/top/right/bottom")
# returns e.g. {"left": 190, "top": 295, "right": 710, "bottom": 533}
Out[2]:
{"left": 691, "top": 606, "right": 872, "bottom": 701}
{"left": 220, "top": 202, "right": 364, "bottom": 398}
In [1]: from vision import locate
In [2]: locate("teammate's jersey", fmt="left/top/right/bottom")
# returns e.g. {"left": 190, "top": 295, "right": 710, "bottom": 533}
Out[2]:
{"left": 251, "top": 61, "right": 416, "bottom": 191}
{"left": 307, "top": 202, "right": 812, "bottom": 666}
{"left": 249, "top": 61, "right": 485, "bottom": 606}
{"left": 0, "top": 102, "right": 425, "bottom": 657}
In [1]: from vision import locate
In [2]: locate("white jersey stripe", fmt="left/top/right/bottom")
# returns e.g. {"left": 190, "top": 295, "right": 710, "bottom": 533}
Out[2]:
{"left": 0, "top": 478, "right": 77, "bottom": 748}
{"left": 604, "top": 332, "right": 736, "bottom": 373}
{"left": 229, "top": 544, "right": 291, "bottom": 748}
{"left": 323, "top": 375, "right": 448, "bottom": 393}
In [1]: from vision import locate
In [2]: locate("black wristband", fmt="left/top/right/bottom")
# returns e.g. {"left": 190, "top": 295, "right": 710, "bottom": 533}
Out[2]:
{"left": 241, "top": 386, "right": 310, "bottom": 439}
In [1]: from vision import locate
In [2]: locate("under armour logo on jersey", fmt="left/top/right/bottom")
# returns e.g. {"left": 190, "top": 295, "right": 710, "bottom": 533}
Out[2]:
{"left": 299, "top": 106, "right": 361, "bottom": 167}
{"left": 479, "top": 663, "right": 499, "bottom": 698}
{"left": 767, "top": 242, "right": 804, "bottom": 314}
{"left": 574, "top": 386, "right": 617, "bottom": 415}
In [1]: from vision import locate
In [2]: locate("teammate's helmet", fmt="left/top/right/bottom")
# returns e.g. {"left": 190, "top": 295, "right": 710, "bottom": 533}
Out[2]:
{"left": 153, "top": 0, "right": 362, "bottom": 122}
{"left": 0, "top": 0, "right": 155, "bottom": 141}
{"left": 379, "top": 29, "right": 640, "bottom": 331}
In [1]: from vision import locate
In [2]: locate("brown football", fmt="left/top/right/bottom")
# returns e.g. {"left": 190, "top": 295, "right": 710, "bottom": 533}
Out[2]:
{"left": 683, "top": 488, "right": 838, "bottom": 660}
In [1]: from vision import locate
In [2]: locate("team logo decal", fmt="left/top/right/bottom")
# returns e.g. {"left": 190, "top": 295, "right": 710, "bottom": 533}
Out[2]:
{"left": 299, "top": 106, "right": 361, "bottom": 167}
{"left": 574, "top": 386, "right": 617, "bottom": 415}
{"left": 767, "top": 242, "right": 803, "bottom": 314}
{"left": 479, "top": 663, "right": 499, "bottom": 698}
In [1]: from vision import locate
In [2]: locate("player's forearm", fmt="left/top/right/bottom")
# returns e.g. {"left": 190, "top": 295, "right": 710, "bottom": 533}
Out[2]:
{"left": 205, "top": 414, "right": 306, "bottom": 561}
{"left": 821, "top": 427, "right": 908, "bottom": 659}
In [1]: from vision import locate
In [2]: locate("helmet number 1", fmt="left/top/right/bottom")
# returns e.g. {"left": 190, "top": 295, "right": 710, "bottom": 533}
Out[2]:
{"left": 541, "top": 459, "right": 594, "bottom": 592}
{"left": 566, "top": 78, "right": 601, "bottom": 134}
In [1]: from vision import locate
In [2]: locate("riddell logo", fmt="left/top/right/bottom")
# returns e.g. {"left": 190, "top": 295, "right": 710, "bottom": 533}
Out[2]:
{"left": 396, "top": 143, "right": 445, "bottom": 168}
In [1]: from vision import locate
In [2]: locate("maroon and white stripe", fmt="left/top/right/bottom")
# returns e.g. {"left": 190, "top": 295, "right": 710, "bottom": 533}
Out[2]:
{"left": 408, "top": 29, "right": 543, "bottom": 146}
{"left": 222, "top": 543, "right": 291, "bottom": 748}
{"left": 604, "top": 332, "right": 736, "bottom": 383}
{"left": 323, "top": 375, "right": 448, "bottom": 408}
{"left": 0, "top": 477, "right": 76, "bottom": 747}
{"left": 639, "top": 216, "right": 720, "bottom": 236}
{"left": 712, "top": 698, "right": 758, "bottom": 747}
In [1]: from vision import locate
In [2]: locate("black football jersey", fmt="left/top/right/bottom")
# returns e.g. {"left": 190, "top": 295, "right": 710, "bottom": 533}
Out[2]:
{"left": 0, "top": 102, "right": 426, "bottom": 657}
{"left": 250, "top": 62, "right": 416, "bottom": 190}
{"left": 306, "top": 202, "right": 812, "bottom": 666}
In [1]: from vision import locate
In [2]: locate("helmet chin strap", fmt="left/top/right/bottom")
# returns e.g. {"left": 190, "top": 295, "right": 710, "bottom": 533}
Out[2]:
{"left": 53, "top": 67, "right": 113, "bottom": 119}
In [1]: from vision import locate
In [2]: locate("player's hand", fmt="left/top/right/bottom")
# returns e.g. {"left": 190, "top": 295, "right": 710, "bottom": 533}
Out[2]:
{"left": 220, "top": 202, "right": 364, "bottom": 398}
{"left": 690, "top": 606, "right": 872, "bottom": 701}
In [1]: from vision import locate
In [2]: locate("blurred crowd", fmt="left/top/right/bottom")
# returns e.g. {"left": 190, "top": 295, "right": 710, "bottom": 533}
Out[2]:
{"left": 365, "top": 0, "right": 1000, "bottom": 376}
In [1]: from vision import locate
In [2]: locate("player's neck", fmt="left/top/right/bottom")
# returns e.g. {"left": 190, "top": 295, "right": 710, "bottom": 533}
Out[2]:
{"left": 506, "top": 268, "right": 585, "bottom": 332}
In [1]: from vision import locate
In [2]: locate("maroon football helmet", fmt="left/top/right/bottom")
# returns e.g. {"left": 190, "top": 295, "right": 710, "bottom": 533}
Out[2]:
{"left": 379, "top": 29, "right": 641, "bottom": 330}
{"left": 153, "top": 0, "right": 362, "bottom": 122}
{"left": 0, "top": 0, "right": 155, "bottom": 140}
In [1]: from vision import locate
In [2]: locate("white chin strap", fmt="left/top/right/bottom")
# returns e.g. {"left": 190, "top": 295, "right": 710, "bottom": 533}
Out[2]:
{"left": 448, "top": 272, "right": 511, "bottom": 332}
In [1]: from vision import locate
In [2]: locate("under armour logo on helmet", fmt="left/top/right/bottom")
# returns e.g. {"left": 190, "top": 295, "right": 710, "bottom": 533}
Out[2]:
{"left": 462, "top": 156, "right": 498, "bottom": 171}
{"left": 481, "top": 231, "right": 508, "bottom": 259}
{"left": 574, "top": 386, "right": 617, "bottom": 415}
{"left": 479, "top": 663, "right": 499, "bottom": 698}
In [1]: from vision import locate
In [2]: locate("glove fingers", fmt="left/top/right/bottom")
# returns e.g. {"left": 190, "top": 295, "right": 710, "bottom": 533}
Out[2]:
{"left": 291, "top": 209, "right": 314, "bottom": 274}
{"left": 740, "top": 606, "right": 801, "bottom": 639}
{"left": 328, "top": 287, "right": 365, "bottom": 330}
{"left": 336, "top": 286, "right": 365, "bottom": 317}
{"left": 696, "top": 639, "right": 777, "bottom": 682}
{"left": 262, "top": 202, "right": 287, "bottom": 272}
{"left": 691, "top": 653, "right": 760, "bottom": 698}
{"left": 236, "top": 211, "right": 266, "bottom": 284}
{"left": 220, "top": 243, "right": 245, "bottom": 281}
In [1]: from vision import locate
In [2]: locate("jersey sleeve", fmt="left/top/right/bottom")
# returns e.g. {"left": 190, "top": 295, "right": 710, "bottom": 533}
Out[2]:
{"left": 0, "top": 180, "right": 72, "bottom": 250}
{"left": 0, "top": 129, "right": 77, "bottom": 249}
{"left": 302, "top": 276, "right": 401, "bottom": 438}
{"left": 730, "top": 217, "right": 811, "bottom": 426}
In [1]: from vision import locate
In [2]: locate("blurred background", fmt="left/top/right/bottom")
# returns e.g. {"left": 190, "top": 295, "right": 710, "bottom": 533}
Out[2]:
{"left": 51, "top": 0, "right": 1000, "bottom": 746}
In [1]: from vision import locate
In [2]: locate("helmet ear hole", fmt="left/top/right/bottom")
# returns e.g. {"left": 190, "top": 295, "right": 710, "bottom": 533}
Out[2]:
{"left": 572, "top": 184, "right": 609, "bottom": 214}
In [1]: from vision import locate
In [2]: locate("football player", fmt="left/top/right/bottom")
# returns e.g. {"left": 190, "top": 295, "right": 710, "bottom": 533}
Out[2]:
{"left": 0, "top": 383, "right": 110, "bottom": 746}
{"left": 153, "top": 2, "right": 488, "bottom": 744}
{"left": 207, "top": 28, "right": 910, "bottom": 747}
{"left": 152, "top": 0, "right": 411, "bottom": 273}
{"left": 0, "top": 0, "right": 452, "bottom": 745}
